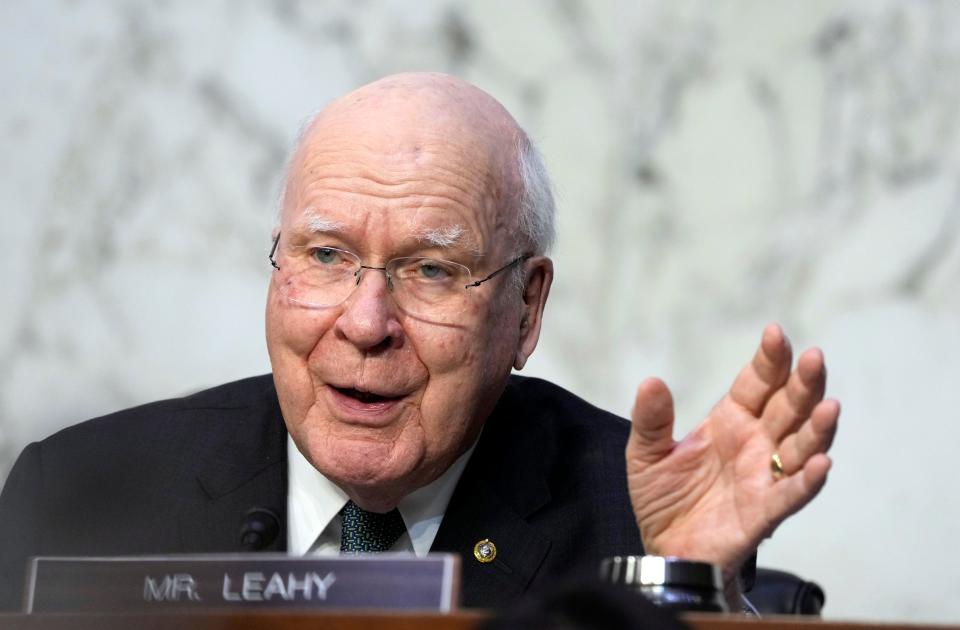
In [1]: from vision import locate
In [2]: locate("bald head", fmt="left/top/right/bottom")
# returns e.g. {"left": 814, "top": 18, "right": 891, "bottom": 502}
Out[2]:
{"left": 282, "top": 73, "right": 554, "bottom": 254}
{"left": 320, "top": 73, "right": 521, "bottom": 141}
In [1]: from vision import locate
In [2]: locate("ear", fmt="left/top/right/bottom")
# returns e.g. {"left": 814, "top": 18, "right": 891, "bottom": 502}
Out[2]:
{"left": 514, "top": 256, "right": 554, "bottom": 370}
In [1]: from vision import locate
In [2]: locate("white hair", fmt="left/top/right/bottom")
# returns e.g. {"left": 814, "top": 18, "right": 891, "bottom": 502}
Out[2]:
{"left": 515, "top": 131, "right": 556, "bottom": 256}
{"left": 502, "top": 130, "right": 556, "bottom": 296}
{"left": 274, "top": 111, "right": 321, "bottom": 229}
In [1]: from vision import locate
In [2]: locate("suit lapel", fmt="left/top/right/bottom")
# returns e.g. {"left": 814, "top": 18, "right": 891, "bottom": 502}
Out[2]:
{"left": 181, "top": 378, "right": 289, "bottom": 553}
{"left": 431, "top": 474, "right": 551, "bottom": 608}
{"left": 431, "top": 377, "right": 556, "bottom": 608}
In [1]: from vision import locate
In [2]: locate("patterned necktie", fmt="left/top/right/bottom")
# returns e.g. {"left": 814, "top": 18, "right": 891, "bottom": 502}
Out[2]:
{"left": 339, "top": 500, "right": 407, "bottom": 553}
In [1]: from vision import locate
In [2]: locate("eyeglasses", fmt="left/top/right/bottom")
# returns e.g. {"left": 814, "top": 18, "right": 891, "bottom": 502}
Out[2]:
{"left": 268, "top": 232, "right": 530, "bottom": 323}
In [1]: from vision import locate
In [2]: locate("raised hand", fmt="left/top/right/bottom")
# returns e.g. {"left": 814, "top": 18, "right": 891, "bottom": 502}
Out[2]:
{"left": 625, "top": 324, "right": 839, "bottom": 582}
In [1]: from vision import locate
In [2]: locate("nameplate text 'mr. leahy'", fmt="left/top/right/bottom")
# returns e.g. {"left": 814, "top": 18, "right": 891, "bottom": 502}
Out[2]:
{"left": 24, "top": 555, "right": 460, "bottom": 613}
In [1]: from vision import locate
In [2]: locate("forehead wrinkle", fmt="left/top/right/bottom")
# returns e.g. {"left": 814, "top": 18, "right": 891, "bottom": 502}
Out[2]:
{"left": 289, "top": 109, "right": 516, "bottom": 261}
{"left": 296, "top": 178, "right": 494, "bottom": 256}
{"left": 299, "top": 161, "right": 488, "bottom": 207}
{"left": 296, "top": 134, "right": 494, "bottom": 201}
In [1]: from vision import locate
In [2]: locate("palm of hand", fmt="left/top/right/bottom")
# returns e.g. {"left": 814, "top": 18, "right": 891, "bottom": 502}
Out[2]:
{"left": 626, "top": 325, "right": 839, "bottom": 576}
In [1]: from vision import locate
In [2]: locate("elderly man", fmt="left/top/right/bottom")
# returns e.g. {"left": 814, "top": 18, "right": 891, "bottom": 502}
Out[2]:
{"left": 0, "top": 73, "right": 838, "bottom": 611}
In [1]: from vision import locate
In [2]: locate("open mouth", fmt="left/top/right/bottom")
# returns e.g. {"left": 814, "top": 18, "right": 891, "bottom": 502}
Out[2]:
{"left": 334, "top": 387, "right": 399, "bottom": 404}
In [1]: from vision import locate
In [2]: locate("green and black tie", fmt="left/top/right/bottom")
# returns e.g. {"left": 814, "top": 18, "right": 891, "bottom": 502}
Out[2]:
{"left": 339, "top": 500, "right": 407, "bottom": 553}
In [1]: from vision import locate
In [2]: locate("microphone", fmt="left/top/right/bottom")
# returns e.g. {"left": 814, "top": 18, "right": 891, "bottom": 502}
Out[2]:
{"left": 239, "top": 507, "right": 280, "bottom": 551}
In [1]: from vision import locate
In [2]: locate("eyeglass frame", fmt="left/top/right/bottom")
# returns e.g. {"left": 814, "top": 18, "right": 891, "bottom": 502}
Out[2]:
{"left": 268, "top": 232, "right": 531, "bottom": 294}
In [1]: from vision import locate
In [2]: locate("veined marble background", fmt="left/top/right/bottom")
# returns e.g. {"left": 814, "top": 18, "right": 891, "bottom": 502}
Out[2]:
{"left": 2, "top": 0, "right": 959, "bottom": 622}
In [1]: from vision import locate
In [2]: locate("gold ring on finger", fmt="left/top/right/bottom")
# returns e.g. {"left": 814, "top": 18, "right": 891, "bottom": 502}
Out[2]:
{"left": 771, "top": 452, "right": 785, "bottom": 481}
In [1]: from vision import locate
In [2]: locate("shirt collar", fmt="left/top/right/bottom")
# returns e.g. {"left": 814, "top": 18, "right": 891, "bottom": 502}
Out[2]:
{"left": 286, "top": 433, "right": 477, "bottom": 556}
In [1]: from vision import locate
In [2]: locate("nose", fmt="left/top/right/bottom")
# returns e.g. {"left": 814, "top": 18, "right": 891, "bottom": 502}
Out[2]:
{"left": 333, "top": 267, "right": 404, "bottom": 352}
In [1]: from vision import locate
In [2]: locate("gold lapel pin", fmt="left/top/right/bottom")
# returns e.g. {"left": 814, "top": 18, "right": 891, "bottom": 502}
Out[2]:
{"left": 473, "top": 539, "right": 497, "bottom": 563}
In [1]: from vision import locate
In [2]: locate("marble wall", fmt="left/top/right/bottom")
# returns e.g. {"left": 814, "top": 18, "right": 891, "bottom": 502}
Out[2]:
{"left": 2, "top": 0, "right": 959, "bottom": 622}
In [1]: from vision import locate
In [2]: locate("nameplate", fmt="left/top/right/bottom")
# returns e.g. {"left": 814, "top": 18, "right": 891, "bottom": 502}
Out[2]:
{"left": 24, "top": 554, "right": 460, "bottom": 613}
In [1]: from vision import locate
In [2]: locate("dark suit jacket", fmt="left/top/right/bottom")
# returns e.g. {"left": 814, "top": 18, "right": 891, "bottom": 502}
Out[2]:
{"left": 0, "top": 374, "right": 645, "bottom": 611}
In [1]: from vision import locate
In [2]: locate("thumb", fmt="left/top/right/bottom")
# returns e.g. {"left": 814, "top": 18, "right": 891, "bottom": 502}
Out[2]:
{"left": 628, "top": 377, "right": 677, "bottom": 464}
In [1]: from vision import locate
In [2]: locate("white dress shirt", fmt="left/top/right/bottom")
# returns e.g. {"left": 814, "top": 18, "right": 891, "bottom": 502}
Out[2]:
{"left": 286, "top": 435, "right": 476, "bottom": 556}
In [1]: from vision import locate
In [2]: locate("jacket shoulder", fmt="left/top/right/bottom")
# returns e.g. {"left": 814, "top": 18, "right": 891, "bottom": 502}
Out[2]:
{"left": 0, "top": 374, "right": 286, "bottom": 610}
{"left": 28, "top": 374, "right": 285, "bottom": 500}
{"left": 500, "top": 374, "right": 631, "bottom": 444}
{"left": 40, "top": 374, "right": 279, "bottom": 446}
{"left": 478, "top": 374, "right": 635, "bottom": 525}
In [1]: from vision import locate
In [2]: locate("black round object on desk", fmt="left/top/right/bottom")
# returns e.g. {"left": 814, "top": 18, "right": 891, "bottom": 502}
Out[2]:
{"left": 600, "top": 555, "right": 728, "bottom": 613}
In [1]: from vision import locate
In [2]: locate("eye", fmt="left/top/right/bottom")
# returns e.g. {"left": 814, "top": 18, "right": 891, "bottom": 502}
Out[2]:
{"left": 392, "top": 258, "right": 462, "bottom": 284}
{"left": 311, "top": 247, "right": 343, "bottom": 265}
{"left": 418, "top": 261, "right": 451, "bottom": 280}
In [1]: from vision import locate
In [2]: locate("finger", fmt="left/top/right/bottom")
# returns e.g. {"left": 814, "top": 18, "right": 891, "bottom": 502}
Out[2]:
{"left": 767, "top": 454, "right": 832, "bottom": 525}
{"left": 628, "top": 377, "right": 676, "bottom": 464}
{"left": 777, "top": 399, "right": 840, "bottom": 475}
{"left": 728, "top": 323, "right": 793, "bottom": 416}
{"left": 762, "top": 347, "right": 827, "bottom": 441}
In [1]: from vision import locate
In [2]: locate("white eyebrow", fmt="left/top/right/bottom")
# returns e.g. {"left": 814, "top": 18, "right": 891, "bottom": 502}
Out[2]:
{"left": 295, "top": 212, "right": 475, "bottom": 253}
{"left": 418, "top": 225, "right": 466, "bottom": 248}
{"left": 298, "top": 209, "right": 345, "bottom": 234}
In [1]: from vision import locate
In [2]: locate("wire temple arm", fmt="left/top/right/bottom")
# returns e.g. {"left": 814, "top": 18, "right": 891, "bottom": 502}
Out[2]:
{"left": 269, "top": 233, "right": 281, "bottom": 270}
{"left": 464, "top": 254, "right": 532, "bottom": 289}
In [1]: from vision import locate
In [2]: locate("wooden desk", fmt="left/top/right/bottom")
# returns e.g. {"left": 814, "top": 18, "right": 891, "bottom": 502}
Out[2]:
{"left": 0, "top": 612, "right": 955, "bottom": 630}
